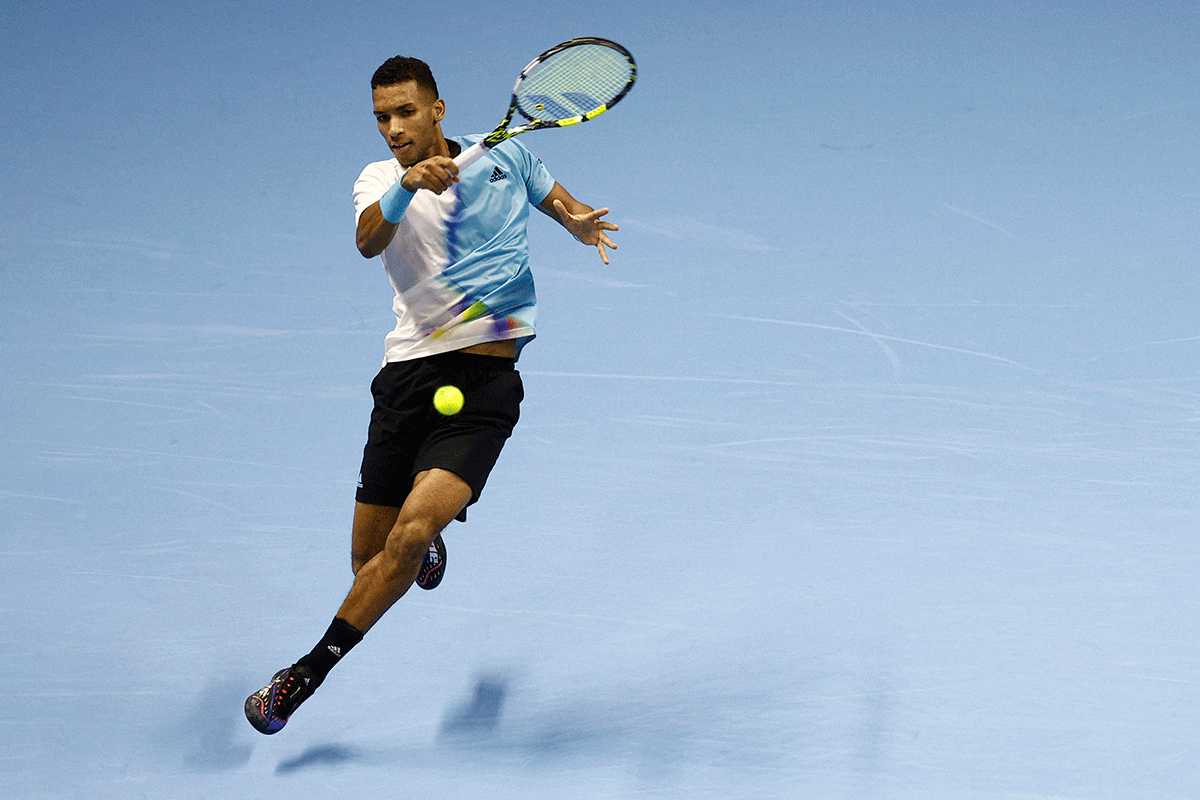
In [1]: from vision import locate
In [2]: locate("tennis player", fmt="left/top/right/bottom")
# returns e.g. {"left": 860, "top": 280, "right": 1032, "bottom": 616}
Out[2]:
{"left": 246, "top": 55, "right": 618, "bottom": 734}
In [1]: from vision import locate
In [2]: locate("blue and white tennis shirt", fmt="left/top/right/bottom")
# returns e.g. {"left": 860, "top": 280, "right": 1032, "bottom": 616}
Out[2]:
{"left": 353, "top": 135, "right": 557, "bottom": 363}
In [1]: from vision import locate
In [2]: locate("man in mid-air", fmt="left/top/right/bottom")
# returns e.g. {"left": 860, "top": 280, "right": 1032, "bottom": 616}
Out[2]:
{"left": 245, "top": 54, "right": 618, "bottom": 734}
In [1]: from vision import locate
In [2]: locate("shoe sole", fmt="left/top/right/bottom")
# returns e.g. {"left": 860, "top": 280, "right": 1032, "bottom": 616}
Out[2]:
{"left": 245, "top": 692, "right": 284, "bottom": 734}
{"left": 416, "top": 533, "right": 446, "bottom": 590}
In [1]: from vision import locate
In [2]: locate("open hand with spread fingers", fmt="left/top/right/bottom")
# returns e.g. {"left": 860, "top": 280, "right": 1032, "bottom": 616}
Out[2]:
{"left": 552, "top": 198, "right": 619, "bottom": 264}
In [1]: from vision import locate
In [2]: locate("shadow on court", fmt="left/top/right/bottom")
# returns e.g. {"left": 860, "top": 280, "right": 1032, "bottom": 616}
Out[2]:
{"left": 276, "top": 744, "right": 363, "bottom": 774}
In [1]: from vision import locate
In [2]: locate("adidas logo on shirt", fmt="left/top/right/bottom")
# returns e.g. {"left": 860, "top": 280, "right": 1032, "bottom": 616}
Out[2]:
{"left": 489, "top": 166, "right": 508, "bottom": 183}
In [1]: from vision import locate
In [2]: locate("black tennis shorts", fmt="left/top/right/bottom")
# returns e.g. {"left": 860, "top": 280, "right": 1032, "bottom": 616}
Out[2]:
{"left": 356, "top": 351, "right": 523, "bottom": 522}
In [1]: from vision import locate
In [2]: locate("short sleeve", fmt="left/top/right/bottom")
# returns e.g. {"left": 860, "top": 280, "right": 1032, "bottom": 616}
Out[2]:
{"left": 508, "top": 140, "right": 556, "bottom": 206}
{"left": 354, "top": 160, "right": 403, "bottom": 224}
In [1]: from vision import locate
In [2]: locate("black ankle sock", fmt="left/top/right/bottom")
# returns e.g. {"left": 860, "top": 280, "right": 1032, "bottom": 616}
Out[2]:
{"left": 297, "top": 617, "right": 364, "bottom": 687}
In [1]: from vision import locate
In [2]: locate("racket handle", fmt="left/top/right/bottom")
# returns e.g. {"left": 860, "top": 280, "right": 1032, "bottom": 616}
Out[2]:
{"left": 453, "top": 141, "right": 490, "bottom": 171}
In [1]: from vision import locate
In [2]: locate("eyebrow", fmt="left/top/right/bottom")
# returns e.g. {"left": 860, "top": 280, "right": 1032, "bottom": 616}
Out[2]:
{"left": 376, "top": 103, "right": 417, "bottom": 115}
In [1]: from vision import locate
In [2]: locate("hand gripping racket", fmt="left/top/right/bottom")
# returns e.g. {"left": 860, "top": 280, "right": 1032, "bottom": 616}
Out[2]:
{"left": 453, "top": 37, "right": 637, "bottom": 171}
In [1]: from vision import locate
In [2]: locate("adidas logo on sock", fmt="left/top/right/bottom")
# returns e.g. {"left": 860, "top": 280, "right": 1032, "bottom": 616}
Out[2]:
{"left": 327, "top": 645, "right": 342, "bottom": 658}
{"left": 489, "top": 166, "right": 508, "bottom": 183}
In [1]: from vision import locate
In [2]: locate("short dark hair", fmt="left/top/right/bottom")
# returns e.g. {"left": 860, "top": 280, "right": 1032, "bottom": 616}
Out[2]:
{"left": 371, "top": 56, "right": 439, "bottom": 98}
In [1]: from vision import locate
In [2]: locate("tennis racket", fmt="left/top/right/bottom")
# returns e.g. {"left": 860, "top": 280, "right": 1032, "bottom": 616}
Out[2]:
{"left": 453, "top": 37, "right": 636, "bottom": 171}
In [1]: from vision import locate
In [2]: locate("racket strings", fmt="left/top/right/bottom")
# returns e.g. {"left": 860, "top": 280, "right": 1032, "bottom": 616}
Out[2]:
{"left": 516, "top": 45, "right": 633, "bottom": 122}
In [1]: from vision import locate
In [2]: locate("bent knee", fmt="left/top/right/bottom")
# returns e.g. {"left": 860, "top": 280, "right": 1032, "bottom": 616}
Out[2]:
{"left": 383, "top": 520, "right": 439, "bottom": 567}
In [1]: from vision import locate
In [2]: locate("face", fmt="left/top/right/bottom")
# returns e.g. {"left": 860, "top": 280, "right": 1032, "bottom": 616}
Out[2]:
{"left": 372, "top": 81, "right": 446, "bottom": 167}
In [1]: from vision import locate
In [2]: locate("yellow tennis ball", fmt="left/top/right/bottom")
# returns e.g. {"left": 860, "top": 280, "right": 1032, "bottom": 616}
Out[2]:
{"left": 433, "top": 385, "right": 464, "bottom": 415}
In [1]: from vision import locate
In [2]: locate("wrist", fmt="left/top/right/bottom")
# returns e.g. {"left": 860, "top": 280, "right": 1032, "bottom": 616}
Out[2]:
{"left": 378, "top": 179, "right": 416, "bottom": 223}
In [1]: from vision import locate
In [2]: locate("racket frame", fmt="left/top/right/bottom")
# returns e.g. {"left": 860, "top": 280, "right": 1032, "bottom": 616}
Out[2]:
{"left": 454, "top": 37, "right": 636, "bottom": 170}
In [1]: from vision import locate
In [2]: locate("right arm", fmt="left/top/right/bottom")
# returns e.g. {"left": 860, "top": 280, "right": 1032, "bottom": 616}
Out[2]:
{"left": 356, "top": 203, "right": 399, "bottom": 259}
{"left": 355, "top": 156, "right": 461, "bottom": 259}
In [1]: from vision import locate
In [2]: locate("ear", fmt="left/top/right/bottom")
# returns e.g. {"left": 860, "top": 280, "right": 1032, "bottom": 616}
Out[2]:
{"left": 432, "top": 98, "right": 446, "bottom": 122}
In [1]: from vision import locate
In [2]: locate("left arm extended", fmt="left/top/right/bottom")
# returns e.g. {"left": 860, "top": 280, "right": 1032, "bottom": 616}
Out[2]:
{"left": 537, "top": 183, "right": 619, "bottom": 265}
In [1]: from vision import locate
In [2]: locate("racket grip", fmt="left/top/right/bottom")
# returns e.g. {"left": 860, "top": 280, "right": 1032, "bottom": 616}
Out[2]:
{"left": 453, "top": 141, "right": 489, "bottom": 171}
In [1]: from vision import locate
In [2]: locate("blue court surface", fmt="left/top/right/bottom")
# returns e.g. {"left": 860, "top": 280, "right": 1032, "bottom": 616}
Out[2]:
{"left": 3, "top": 2, "right": 1199, "bottom": 797}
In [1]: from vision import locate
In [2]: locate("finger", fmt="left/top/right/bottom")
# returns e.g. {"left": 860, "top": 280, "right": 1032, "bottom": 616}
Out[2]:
{"left": 581, "top": 207, "right": 610, "bottom": 221}
{"left": 426, "top": 176, "right": 447, "bottom": 194}
{"left": 597, "top": 242, "right": 610, "bottom": 265}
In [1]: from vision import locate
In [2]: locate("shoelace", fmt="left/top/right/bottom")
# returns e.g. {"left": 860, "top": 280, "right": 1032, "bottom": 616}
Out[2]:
{"left": 273, "top": 672, "right": 303, "bottom": 707}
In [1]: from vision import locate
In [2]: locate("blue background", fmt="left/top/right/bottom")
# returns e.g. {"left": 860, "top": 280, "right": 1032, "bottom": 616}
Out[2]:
{"left": 3, "top": 1, "right": 1199, "bottom": 797}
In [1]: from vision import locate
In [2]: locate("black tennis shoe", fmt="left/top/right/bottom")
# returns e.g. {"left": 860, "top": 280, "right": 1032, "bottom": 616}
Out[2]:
{"left": 245, "top": 664, "right": 317, "bottom": 734}
{"left": 416, "top": 533, "right": 446, "bottom": 590}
